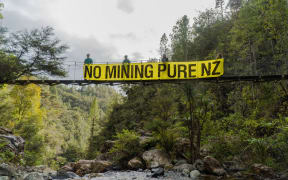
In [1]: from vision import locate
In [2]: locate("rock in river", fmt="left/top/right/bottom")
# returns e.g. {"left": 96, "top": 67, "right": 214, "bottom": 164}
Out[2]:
{"left": 142, "top": 149, "right": 172, "bottom": 169}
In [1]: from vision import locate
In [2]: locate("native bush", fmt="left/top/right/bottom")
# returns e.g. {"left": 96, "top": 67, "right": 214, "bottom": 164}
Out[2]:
{"left": 154, "top": 128, "right": 177, "bottom": 157}
{"left": 109, "top": 129, "right": 141, "bottom": 167}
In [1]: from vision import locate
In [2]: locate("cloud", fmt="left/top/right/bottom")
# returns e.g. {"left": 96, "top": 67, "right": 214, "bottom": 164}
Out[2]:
{"left": 131, "top": 52, "right": 144, "bottom": 59}
{"left": 2, "top": 10, "right": 118, "bottom": 80}
{"left": 2, "top": 11, "right": 52, "bottom": 31}
{"left": 117, "top": 0, "right": 134, "bottom": 14}
{"left": 110, "top": 32, "right": 137, "bottom": 40}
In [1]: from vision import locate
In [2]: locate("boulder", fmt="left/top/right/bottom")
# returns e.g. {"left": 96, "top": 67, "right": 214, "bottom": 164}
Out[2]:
{"left": 251, "top": 163, "right": 275, "bottom": 178}
{"left": 182, "top": 168, "right": 190, "bottom": 177}
{"left": 0, "top": 164, "right": 17, "bottom": 177}
{"left": 55, "top": 170, "right": 79, "bottom": 179}
{"left": 27, "top": 165, "right": 56, "bottom": 174}
{"left": 151, "top": 167, "right": 164, "bottom": 178}
{"left": 203, "top": 156, "right": 226, "bottom": 176}
{"left": 24, "top": 165, "right": 56, "bottom": 179}
{"left": 174, "top": 159, "right": 187, "bottom": 166}
{"left": 142, "top": 149, "right": 172, "bottom": 169}
{"left": 223, "top": 161, "right": 246, "bottom": 172}
{"left": 73, "top": 160, "right": 93, "bottom": 176}
{"left": 193, "top": 159, "right": 205, "bottom": 172}
{"left": 128, "top": 157, "right": 144, "bottom": 170}
{"left": 0, "top": 127, "right": 25, "bottom": 156}
{"left": 190, "top": 170, "right": 201, "bottom": 180}
{"left": 60, "top": 163, "right": 74, "bottom": 172}
{"left": 0, "top": 177, "right": 9, "bottom": 180}
{"left": 172, "top": 163, "right": 194, "bottom": 173}
{"left": 91, "top": 160, "right": 112, "bottom": 173}
{"left": 24, "top": 172, "right": 45, "bottom": 180}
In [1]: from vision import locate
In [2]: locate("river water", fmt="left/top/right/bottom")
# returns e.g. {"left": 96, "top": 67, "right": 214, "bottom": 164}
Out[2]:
{"left": 88, "top": 171, "right": 192, "bottom": 180}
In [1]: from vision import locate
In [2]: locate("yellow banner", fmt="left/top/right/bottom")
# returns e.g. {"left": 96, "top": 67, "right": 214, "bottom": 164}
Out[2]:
{"left": 84, "top": 59, "right": 224, "bottom": 81}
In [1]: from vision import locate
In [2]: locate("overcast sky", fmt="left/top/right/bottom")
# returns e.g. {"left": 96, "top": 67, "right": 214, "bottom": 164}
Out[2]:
{"left": 1, "top": 0, "right": 216, "bottom": 79}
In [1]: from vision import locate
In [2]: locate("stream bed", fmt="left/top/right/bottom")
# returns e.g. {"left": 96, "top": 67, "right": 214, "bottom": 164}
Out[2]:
{"left": 82, "top": 171, "right": 192, "bottom": 180}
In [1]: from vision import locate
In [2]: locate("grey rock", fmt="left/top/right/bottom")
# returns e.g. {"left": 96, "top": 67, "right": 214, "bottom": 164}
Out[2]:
{"left": 233, "top": 171, "right": 243, "bottom": 177}
{"left": 190, "top": 170, "right": 200, "bottom": 180}
{"left": 151, "top": 168, "right": 160, "bottom": 173}
{"left": 203, "top": 156, "right": 226, "bottom": 176}
{"left": 91, "top": 160, "right": 113, "bottom": 173}
{"left": 193, "top": 159, "right": 205, "bottom": 172}
{"left": 0, "top": 134, "right": 25, "bottom": 154}
{"left": 251, "top": 163, "right": 275, "bottom": 178}
{"left": 173, "top": 163, "right": 194, "bottom": 173}
{"left": 151, "top": 167, "right": 164, "bottom": 178}
{"left": 128, "top": 157, "right": 144, "bottom": 170}
{"left": 142, "top": 149, "right": 172, "bottom": 169}
{"left": 0, "top": 177, "right": 9, "bottom": 180}
{"left": 0, "top": 164, "right": 17, "bottom": 177}
{"left": 55, "top": 170, "right": 79, "bottom": 179}
{"left": 181, "top": 168, "right": 190, "bottom": 177}
{"left": 24, "top": 172, "right": 44, "bottom": 180}
{"left": 223, "top": 161, "right": 246, "bottom": 172}
{"left": 174, "top": 159, "right": 187, "bottom": 166}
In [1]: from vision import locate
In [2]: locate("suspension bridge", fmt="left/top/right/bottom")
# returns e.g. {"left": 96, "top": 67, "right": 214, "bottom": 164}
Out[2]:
{"left": 1, "top": 59, "right": 288, "bottom": 86}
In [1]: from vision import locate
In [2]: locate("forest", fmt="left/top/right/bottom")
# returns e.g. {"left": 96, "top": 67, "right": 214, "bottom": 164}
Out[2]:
{"left": 1, "top": 0, "right": 288, "bottom": 179}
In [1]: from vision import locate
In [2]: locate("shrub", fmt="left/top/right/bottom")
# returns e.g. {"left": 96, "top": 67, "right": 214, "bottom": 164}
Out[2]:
{"left": 266, "top": 127, "right": 288, "bottom": 169}
{"left": 0, "top": 141, "right": 19, "bottom": 164}
{"left": 61, "top": 144, "right": 85, "bottom": 162}
{"left": 154, "top": 128, "right": 177, "bottom": 157}
{"left": 109, "top": 129, "right": 141, "bottom": 167}
{"left": 208, "top": 134, "right": 247, "bottom": 161}
{"left": 246, "top": 138, "right": 269, "bottom": 163}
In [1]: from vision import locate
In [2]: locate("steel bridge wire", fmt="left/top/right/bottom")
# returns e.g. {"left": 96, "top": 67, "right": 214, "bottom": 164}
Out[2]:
{"left": 1, "top": 75, "right": 288, "bottom": 86}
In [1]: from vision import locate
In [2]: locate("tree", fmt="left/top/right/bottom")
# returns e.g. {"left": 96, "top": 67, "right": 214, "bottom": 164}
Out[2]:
{"left": 216, "top": 0, "right": 225, "bottom": 16}
{"left": 9, "top": 78, "right": 45, "bottom": 165}
{"left": 179, "top": 83, "right": 213, "bottom": 163}
{"left": 86, "top": 97, "right": 100, "bottom": 159}
{"left": 170, "top": 15, "right": 191, "bottom": 61}
{"left": 0, "top": 26, "right": 68, "bottom": 82}
{"left": 227, "top": 0, "right": 243, "bottom": 11}
{"left": 229, "top": 0, "right": 288, "bottom": 75}
{"left": 159, "top": 33, "right": 169, "bottom": 57}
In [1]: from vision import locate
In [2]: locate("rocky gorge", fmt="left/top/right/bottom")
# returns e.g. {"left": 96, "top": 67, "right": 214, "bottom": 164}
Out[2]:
{"left": 1, "top": 128, "right": 288, "bottom": 180}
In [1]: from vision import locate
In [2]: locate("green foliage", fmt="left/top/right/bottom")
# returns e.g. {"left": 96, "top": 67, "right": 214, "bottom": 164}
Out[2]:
{"left": 24, "top": 135, "right": 45, "bottom": 166}
{"left": 110, "top": 129, "right": 141, "bottom": 166}
{"left": 160, "top": 33, "right": 169, "bottom": 57}
{"left": 86, "top": 98, "right": 101, "bottom": 159}
{"left": 95, "top": 0, "right": 288, "bottom": 168}
{"left": 1, "top": 26, "right": 68, "bottom": 82}
{"left": 0, "top": 83, "right": 117, "bottom": 166}
{"left": 247, "top": 138, "right": 269, "bottom": 163}
{"left": 0, "top": 141, "right": 17, "bottom": 163}
{"left": 153, "top": 128, "right": 177, "bottom": 157}
{"left": 170, "top": 15, "right": 191, "bottom": 61}
{"left": 2, "top": 0, "right": 288, "bottom": 171}
{"left": 61, "top": 144, "right": 85, "bottom": 163}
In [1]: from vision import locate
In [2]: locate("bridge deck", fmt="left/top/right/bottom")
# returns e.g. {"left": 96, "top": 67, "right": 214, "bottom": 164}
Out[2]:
{"left": 1, "top": 75, "right": 288, "bottom": 86}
